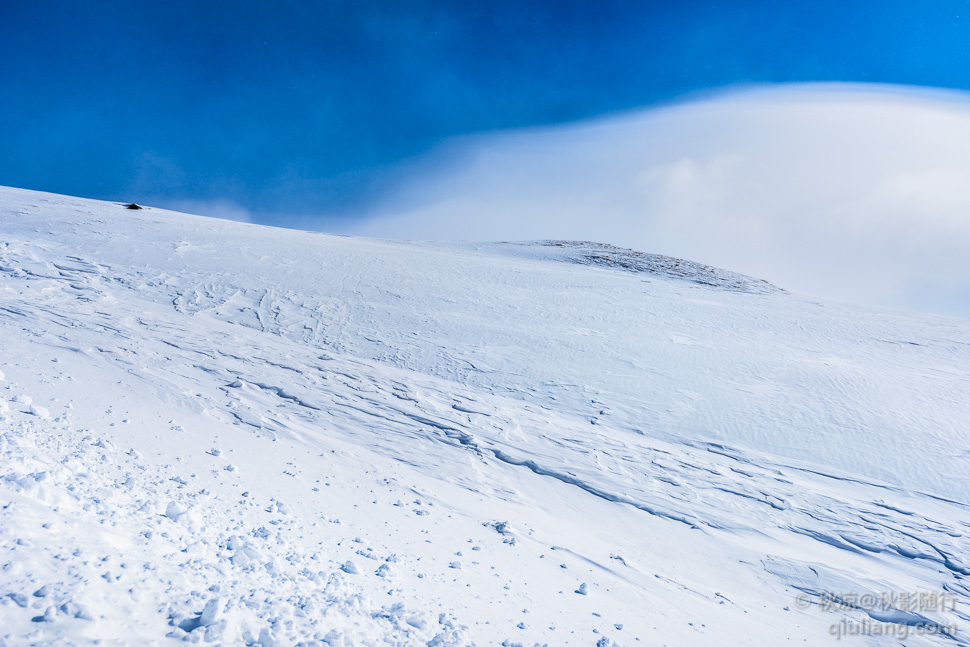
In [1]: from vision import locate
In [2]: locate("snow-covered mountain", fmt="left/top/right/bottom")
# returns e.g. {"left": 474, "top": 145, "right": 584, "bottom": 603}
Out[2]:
{"left": 2, "top": 185, "right": 969, "bottom": 646}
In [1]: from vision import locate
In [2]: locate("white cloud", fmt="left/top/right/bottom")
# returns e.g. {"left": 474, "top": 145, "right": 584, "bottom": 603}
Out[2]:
{"left": 349, "top": 83, "right": 970, "bottom": 317}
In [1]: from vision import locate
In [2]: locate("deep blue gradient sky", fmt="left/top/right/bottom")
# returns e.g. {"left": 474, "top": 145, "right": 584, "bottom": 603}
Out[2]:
{"left": 2, "top": 1, "right": 970, "bottom": 223}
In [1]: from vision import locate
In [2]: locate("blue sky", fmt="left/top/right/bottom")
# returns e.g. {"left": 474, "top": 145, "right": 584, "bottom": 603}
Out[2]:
{"left": 3, "top": 1, "right": 969, "bottom": 222}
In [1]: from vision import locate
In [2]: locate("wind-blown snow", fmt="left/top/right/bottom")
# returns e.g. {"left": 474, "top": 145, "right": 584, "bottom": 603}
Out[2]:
{"left": 1, "top": 186, "right": 969, "bottom": 645}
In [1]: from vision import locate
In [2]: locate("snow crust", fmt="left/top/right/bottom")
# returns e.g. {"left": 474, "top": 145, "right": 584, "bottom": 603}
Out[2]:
{"left": 1, "top": 186, "right": 969, "bottom": 645}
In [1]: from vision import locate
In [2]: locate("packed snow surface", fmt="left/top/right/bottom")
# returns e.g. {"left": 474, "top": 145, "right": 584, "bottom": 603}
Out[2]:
{"left": 1, "top": 186, "right": 970, "bottom": 645}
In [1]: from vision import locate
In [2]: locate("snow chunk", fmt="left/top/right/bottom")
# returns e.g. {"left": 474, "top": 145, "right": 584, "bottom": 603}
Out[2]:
{"left": 199, "top": 597, "right": 223, "bottom": 626}
{"left": 59, "top": 601, "right": 94, "bottom": 620}
{"left": 7, "top": 593, "right": 28, "bottom": 608}
{"left": 29, "top": 404, "right": 51, "bottom": 419}
{"left": 340, "top": 560, "right": 359, "bottom": 574}
{"left": 31, "top": 606, "right": 57, "bottom": 623}
{"left": 484, "top": 520, "right": 512, "bottom": 535}
{"left": 165, "top": 501, "right": 187, "bottom": 520}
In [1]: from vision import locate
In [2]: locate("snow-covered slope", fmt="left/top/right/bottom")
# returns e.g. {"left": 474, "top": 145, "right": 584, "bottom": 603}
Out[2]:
{"left": 1, "top": 186, "right": 969, "bottom": 646}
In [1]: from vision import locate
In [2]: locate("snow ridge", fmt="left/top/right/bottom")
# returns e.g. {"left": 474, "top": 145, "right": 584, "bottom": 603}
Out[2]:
{"left": 533, "top": 241, "right": 783, "bottom": 293}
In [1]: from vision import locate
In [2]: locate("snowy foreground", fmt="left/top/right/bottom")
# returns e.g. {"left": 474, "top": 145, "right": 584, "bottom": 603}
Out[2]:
{"left": 1, "top": 186, "right": 970, "bottom": 646}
